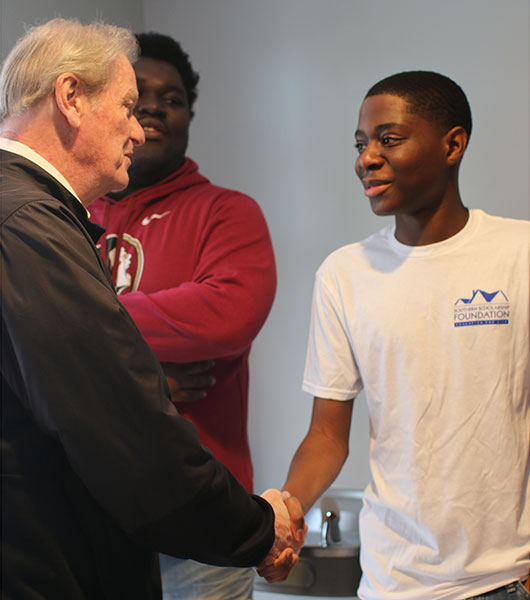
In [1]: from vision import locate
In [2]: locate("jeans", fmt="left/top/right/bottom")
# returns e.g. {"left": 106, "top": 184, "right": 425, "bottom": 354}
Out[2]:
{"left": 159, "top": 554, "right": 255, "bottom": 600}
{"left": 466, "top": 579, "right": 530, "bottom": 600}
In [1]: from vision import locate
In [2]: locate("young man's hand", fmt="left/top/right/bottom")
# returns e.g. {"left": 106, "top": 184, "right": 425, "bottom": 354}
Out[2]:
{"left": 256, "top": 489, "right": 307, "bottom": 582}
{"left": 161, "top": 360, "right": 215, "bottom": 403}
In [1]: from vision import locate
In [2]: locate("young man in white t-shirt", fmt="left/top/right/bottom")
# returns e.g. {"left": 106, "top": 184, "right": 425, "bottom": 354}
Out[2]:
{"left": 282, "top": 71, "right": 530, "bottom": 600}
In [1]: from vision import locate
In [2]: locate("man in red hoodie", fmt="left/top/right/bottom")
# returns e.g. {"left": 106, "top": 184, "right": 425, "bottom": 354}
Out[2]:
{"left": 90, "top": 32, "right": 277, "bottom": 600}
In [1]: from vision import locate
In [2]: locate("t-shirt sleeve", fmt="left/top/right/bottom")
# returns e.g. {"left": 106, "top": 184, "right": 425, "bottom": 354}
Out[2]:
{"left": 302, "top": 267, "right": 363, "bottom": 400}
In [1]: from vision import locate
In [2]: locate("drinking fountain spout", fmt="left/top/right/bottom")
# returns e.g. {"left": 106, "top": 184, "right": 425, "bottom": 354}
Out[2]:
{"left": 320, "top": 496, "right": 342, "bottom": 547}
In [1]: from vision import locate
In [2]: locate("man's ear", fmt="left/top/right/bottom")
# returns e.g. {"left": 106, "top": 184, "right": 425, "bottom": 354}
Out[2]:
{"left": 444, "top": 126, "right": 468, "bottom": 167}
{"left": 54, "top": 73, "right": 84, "bottom": 129}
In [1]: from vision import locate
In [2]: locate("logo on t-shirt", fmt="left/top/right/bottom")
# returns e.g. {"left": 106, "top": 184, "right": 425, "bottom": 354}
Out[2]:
{"left": 454, "top": 289, "right": 509, "bottom": 327}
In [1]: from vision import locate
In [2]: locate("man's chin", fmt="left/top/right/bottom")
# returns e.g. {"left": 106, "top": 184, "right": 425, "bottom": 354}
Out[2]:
{"left": 129, "top": 145, "right": 166, "bottom": 170}
{"left": 370, "top": 199, "right": 395, "bottom": 217}
{"left": 109, "top": 173, "right": 130, "bottom": 193}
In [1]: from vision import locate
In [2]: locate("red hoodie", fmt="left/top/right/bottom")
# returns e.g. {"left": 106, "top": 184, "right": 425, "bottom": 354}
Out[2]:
{"left": 90, "top": 158, "right": 276, "bottom": 492}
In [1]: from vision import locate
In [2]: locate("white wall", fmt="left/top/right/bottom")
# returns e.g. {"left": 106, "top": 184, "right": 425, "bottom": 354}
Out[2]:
{"left": 0, "top": 0, "right": 144, "bottom": 60}
{"left": 142, "top": 0, "right": 530, "bottom": 496}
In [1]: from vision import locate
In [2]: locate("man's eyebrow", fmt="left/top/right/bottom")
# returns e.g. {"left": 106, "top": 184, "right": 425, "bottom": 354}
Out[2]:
{"left": 355, "top": 122, "right": 404, "bottom": 137}
{"left": 125, "top": 90, "right": 138, "bottom": 102}
{"left": 375, "top": 122, "right": 402, "bottom": 131}
{"left": 136, "top": 77, "right": 186, "bottom": 93}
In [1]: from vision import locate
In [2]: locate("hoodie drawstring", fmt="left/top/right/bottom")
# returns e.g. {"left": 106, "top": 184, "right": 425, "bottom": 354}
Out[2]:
{"left": 110, "top": 197, "right": 136, "bottom": 288}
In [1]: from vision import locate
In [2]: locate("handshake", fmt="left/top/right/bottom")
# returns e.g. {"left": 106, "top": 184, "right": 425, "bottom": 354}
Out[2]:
{"left": 257, "top": 488, "right": 307, "bottom": 583}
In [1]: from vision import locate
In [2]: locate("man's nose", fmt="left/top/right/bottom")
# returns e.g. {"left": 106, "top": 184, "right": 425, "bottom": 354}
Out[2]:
{"left": 357, "top": 142, "right": 384, "bottom": 172}
{"left": 131, "top": 115, "right": 145, "bottom": 146}
{"left": 135, "top": 93, "right": 164, "bottom": 115}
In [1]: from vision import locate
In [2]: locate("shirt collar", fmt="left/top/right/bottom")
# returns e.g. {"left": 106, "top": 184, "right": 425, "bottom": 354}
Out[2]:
{"left": 0, "top": 137, "right": 84, "bottom": 207}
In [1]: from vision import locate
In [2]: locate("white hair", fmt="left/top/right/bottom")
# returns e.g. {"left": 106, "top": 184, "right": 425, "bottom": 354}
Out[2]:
{"left": 0, "top": 18, "right": 138, "bottom": 120}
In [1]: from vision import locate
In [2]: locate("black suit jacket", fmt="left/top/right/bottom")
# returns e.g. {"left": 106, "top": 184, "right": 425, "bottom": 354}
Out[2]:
{"left": 0, "top": 150, "right": 274, "bottom": 599}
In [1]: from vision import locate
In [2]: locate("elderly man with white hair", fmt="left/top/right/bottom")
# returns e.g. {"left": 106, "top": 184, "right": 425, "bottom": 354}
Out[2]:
{"left": 0, "top": 18, "right": 305, "bottom": 600}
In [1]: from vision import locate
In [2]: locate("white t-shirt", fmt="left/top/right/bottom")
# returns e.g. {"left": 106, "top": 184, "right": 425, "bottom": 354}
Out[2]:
{"left": 303, "top": 209, "right": 530, "bottom": 600}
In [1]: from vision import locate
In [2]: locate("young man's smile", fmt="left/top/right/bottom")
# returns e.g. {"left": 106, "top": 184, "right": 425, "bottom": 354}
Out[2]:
{"left": 361, "top": 178, "right": 393, "bottom": 198}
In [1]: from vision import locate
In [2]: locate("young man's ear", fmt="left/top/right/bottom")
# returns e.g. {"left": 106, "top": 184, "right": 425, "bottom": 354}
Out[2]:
{"left": 54, "top": 73, "right": 84, "bottom": 129}
{"left": 445, "top": 126, "right": 468, "bottom": 166}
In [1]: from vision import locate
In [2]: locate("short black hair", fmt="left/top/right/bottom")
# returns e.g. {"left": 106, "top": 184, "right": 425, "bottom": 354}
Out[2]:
{"left": 366, "top": 70, "right": 472, "bottom": 141}
{"left": 135, "top": 32, "right": 200, "bottom": 118}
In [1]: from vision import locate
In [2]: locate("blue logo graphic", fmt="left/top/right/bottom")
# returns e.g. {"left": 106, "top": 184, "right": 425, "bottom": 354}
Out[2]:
{"left": 454, "top": 289, "right": 509, "bottom": 327}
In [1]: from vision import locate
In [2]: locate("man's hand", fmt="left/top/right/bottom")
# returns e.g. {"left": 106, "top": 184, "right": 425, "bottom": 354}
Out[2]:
{"left": 256, "top": 489, "right": 307, "bottom": 583}
{"left": 161, "top": 360, "right": 215, "bottom": 404}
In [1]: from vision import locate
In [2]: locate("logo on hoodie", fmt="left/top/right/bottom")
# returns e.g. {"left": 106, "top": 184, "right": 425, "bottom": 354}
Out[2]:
{"left": 454, "top": 289, "right": 510, "bottom": 327}
{"left": 141, "top": 211, "right": 171, "bottom": 226}
{"left": 102, "top": 233, "right": 144, "bottom": 294}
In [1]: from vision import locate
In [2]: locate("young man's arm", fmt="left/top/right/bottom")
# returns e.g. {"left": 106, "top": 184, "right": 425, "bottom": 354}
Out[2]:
{"left": 282, "top": 397, "right": 354, "bottom": 514}
{"left": 118, "top": 193, "right": 276, "bottom": 362}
